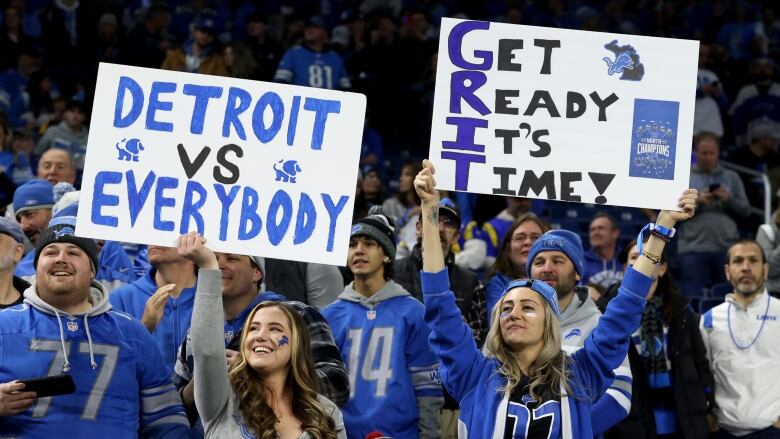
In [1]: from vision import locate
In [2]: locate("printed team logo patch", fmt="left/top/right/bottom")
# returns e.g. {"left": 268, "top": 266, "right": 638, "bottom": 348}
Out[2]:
{"left": 628, "top": 99, "right": 679, "bottom": 181}
{"left": 367, "top": 310, "right": 376, "bottom": 320}
{"left": 351, "top": 224, "right": 363, "bottom": 235}
{"left": 232, "top": 415, "right": 257, "bottom": 439}
{"left": 564, "top": 328, "right": 582, "bottom": 340}
{"left": 66, "top": 320, "right": 79, "bottom": 332}
{"left": 55, "top": 226, "right": 76, "bottom": 239}
{"left": 224, "top": 330, "right": 235, "bottom": 344}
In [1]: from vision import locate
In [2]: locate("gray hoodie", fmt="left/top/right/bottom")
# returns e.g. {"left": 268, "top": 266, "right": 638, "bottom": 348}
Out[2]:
{"left": 24, "top": 280, "right": 111, "bottom": 372}
{"left": 337, "top": 279, "right": 410, "bottom": 307}
{"left": 332, "top": 280, "right": 444, "bottom": 439}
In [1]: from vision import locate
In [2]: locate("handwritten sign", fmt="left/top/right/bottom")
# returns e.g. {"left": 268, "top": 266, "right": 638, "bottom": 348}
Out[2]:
{"left": 430, "top": 18, "right": 699, "bottom": 210}
{"left": 77, "top": 63, "right": 366, "bottom": 265}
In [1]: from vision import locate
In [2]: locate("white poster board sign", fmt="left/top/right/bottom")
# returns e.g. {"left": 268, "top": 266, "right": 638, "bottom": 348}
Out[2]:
{"left": 430, "top": 18, "right": 699, "bottom": 210}
{"left": 77, "top": 63, "right": 366, "bottom": 265}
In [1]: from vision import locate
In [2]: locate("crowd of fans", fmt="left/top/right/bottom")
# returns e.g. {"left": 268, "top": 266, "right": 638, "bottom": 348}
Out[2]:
{"left": 0, "top": 1, "right": 779, "bottom": 438}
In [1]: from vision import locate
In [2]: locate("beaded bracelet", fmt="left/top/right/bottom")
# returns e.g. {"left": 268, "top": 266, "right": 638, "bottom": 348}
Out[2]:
{"left": 642, "top": 249, "right": 662, "bottom": 264}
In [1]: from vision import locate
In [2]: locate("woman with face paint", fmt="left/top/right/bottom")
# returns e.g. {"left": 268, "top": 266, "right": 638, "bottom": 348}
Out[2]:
{"left": 179, "top": 232, "right": 345, "bottom": 439}
{"left": 414, "top": 160, "right": 697, "bottom": 439}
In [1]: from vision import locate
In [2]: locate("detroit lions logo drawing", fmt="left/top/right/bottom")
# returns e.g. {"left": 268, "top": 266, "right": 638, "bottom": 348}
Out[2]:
{"left": 565, "top": 328, "right": 582, "bottom": 340}
{"left": 116, "top": 138, "right": 145, "bottom": 162}
{"left": 602, "top": 40, "right": 645, "bottom": 81}
{"left": 273, "top": 159, "right": 302, "bottom": 183}
{"left": 604, "top": 51, "right": 634, "bottom": 75}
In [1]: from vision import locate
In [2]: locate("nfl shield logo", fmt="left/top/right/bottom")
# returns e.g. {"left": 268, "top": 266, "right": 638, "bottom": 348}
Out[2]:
{"left": 224, "top": 330, "right": 234, "bottom": 343}
{"left": 67, "top": 321, "right": 79, "bottom": 332}
{"left": 367, "top": 310, "right": 376, "bottom": 320}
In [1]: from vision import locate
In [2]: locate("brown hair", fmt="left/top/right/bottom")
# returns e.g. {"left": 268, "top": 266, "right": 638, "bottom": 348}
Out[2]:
{"left": 489, "top": 213, "right": 549, "bottom": 279}
{"left": 693, "top": 131, "right": 721, "bottom": 150}
{"left": 395, "top": 162, "right": 423, "bottom": 207}
{"left": 229, "top": 302, "right": 337, "bottom": 439}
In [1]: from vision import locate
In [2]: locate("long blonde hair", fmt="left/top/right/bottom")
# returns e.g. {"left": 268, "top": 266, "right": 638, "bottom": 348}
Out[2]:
{"left": 484, "top": 294, "right": 573, "bottom": 401}
{"left": 228, "top": 301, "right": 337, "bottom": 439}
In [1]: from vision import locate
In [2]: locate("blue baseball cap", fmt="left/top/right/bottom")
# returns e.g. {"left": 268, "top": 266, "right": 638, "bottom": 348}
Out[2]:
{"left": 501, "top": 278, "right": 561, "bottom": 320}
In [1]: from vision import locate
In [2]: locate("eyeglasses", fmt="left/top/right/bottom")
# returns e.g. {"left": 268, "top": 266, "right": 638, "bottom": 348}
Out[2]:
{"left": 511, "top": 234, "right": 541, "bottom": 243}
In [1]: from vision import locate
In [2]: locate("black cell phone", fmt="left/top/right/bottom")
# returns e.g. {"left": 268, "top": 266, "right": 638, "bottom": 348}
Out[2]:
{"left": 709, "top": 183, "right": 720, "bottom": 192}
{"left": 18, "top": 374, "right": 76, "bottom": 398}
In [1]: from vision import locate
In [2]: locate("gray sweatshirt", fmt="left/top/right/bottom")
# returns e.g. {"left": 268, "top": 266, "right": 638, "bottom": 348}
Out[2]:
{"left": 190, "top": 269, "right": 346, "bottom": 438}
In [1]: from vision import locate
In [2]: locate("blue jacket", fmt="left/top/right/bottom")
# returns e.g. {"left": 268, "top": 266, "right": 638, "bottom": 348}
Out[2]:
{"left": 96, "top": 241, "right": 136, "bottom": 292}
{"left": 485, "top": 272, "right": 512, "bottom": 317}
{"left": 109, "top": 269, "right": 196, "bottom": 374}
{"left": 14, "top": 251, "right": 34, "bottom": 282}
{"left": 0, "top": 281, "right": 189, "bottom": 437}
{"left": 421, "top": 267, "right": 650, "bottom": 438}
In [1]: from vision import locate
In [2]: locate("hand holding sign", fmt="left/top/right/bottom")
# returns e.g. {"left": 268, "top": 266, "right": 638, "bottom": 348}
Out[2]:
{"left": 413, "top": 160, "right": 440, "bottom": 206}
{"left": 177, "top": 232, "right": 218, "bottom": 270}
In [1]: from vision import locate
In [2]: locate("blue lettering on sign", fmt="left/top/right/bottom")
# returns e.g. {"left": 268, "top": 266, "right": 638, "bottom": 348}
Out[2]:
{"left": 267, "top": 190, "right": 293, "bottom": 246}
{"left": 146, "top": 82, "right": 176, "bottom": 132}
{"left": 180, "top": 180, "right": 207, "bottom": 234}
{"left": 153, "top": 176, "right": 179, "bottom": 231}
{"left": 92, "top": 171, "right": 122, "bottom": 227}
{"left": 111, "top": 81, "right": 343, "bottom": 151}
{"left": 252, "top": 92, "right": 284, "bottom": 143}
{"left": 239, "top": 186, "right": 262, "bottom": 240}
{"left": 222, "top": 87, "right": 252, "bottom": 140}
{"left": 214, "top": 184, "right": 241, "bottom": 241}
{"left": 90, "top": 170, "right": 351, "bottom": 252}
{"left": 183, "top": 84, "right": 223, "bottom": 135}
{"left": 113, "top": 77, "right": 144, "bottom": 128}
{"left": 303, "top": 98, "right": 341, "bottom": 150}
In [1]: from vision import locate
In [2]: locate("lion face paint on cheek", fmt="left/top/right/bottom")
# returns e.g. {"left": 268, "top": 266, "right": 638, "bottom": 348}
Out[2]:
{"left": 277, "top": 335, "right": 289, "bottom": 348}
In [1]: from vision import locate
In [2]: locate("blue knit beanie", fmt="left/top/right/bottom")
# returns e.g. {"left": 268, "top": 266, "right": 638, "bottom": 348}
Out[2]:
{"left": 13, "top": 179, "right": 54, "bottom": 219}
{"left": 525, "top": 229, "right": 584, "bottom": 277}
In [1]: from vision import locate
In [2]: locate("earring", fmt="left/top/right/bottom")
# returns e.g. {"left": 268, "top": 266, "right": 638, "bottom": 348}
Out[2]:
{"left": 383, "top": 257, "right": 391, "bottom": 263}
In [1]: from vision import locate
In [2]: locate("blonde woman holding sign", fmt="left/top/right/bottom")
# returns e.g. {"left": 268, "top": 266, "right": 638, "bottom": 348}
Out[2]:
{"left": 415, "top": 159, "right": 696, "bottom": 438}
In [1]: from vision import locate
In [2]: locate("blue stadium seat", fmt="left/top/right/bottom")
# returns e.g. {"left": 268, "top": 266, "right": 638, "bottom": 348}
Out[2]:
{"left": 709, "top": 282, "right": 732, "bottom": 298}
{"left": 699, "top": 298, "right": 722, "bottom": 313}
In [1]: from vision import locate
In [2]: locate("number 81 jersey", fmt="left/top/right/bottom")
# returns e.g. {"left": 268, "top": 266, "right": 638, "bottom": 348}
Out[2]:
{"left": 322, "top": 283, "right": 442, "bottom": 439}
{"left": 0, "top": 299, "right": 188, "bottom": 438}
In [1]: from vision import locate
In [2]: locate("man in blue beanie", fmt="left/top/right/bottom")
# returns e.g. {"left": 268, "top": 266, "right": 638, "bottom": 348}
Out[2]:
{"left": 527, "top": 229, "right": 633, "bottom": 435}
{"left": 12, "top": 179, "right": 54, "bottom": 283}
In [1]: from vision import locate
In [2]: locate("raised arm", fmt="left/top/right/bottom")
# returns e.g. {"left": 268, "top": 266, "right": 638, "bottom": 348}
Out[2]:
{"left": 574, "top": 190, "right": 698, "bottom": 399}
{"left": 415, "top": 160, "right": 490, "bottom": 401}
{"left": 177, "top": 233, "right": 228, "bottom": 425}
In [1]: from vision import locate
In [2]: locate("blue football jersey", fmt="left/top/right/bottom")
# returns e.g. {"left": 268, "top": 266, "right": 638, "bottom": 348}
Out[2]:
{"left": 322, "top": 294, "right": 441, "bottom": 439}
{"left": 0, "top": 303, "right": 189, "bottom": 438}
{"left": 274, "top": 45, "right": 351, "bottom": 90}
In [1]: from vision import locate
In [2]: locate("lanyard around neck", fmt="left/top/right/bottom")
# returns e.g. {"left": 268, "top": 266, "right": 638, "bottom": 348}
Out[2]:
{"left": 727, "top": 293, "right": 771, "bottom": 350}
